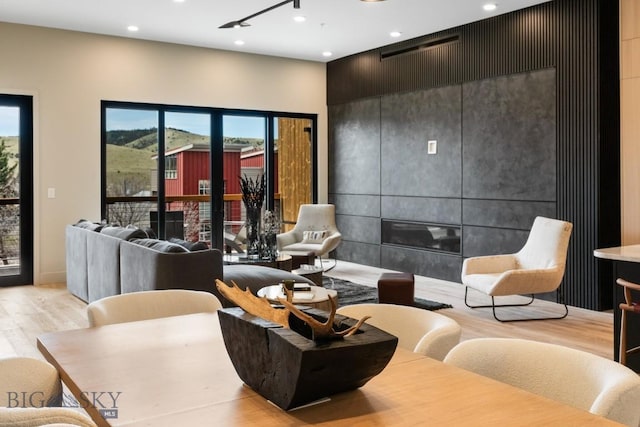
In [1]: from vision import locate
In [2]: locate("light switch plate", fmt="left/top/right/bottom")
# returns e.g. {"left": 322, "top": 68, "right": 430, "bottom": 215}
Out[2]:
{"left": 47, "top": 187, "right": 56, "bottom": 198}
{"left": 427, "top": 140, "right": 437, "bottom": 154}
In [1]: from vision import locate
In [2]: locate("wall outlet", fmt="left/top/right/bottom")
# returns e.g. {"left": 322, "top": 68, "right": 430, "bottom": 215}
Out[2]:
{"left": 427, "top": 140, "right": 437, "bottom": 154}
{"left": 47, "top": 187, "right": 56, "bottom": 198}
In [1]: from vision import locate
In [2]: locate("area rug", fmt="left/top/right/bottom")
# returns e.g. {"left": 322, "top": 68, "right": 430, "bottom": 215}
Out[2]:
{"left": 323, "top": 276, "right": 452, "bottom": 311}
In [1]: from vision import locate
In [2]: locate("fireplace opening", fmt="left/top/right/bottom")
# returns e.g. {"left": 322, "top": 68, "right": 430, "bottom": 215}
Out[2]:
{"left": 381, "top": 219, "right": 461, "bottom": 254}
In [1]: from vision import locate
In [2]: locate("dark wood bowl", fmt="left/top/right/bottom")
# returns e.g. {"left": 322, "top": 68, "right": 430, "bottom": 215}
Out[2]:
{"left": 218, "top": 306, "right": 398, "bottom": 410}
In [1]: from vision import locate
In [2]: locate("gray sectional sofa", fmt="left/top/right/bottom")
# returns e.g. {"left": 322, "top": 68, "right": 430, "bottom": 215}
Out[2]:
{"left": 65, "top": 222, "right": 313, "bottom": 307}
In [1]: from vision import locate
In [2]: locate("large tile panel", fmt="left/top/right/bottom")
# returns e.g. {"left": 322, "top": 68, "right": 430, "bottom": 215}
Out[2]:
{"left": 462, "top": 199, "right": 556, "bottom": 230}
{"left": 380, "top": 85, "right": 462, "bottom": 198}
{"left": 380, "top": 245, "right": 462, "bottom": 283}
{"left": 462, "top": 69, "right": 556, "bottom": 201}
{"left": 330, "top": 194, "right": 380, "bottom": 217}
{"left": 335, "top": 240, "right": 380, "bottom": 267}
{"left": 462, "top": 225, "right": 530, "bottom": 258}
{"left": 328, "top": 99, "right": 381, "bottom": 195}
{"left": 336, "top": 214, "right": 380, "bottom": 245}
{"left": 382, "top": 196, "right": 461, "bottom": 225}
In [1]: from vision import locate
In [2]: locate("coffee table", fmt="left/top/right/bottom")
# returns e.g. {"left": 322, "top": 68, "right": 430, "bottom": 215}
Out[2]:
{"left": 257, "top": 283, "right": 337, "bottom": 312}
{"left": 223, "top": 253, "right": 292, "bottom": 271}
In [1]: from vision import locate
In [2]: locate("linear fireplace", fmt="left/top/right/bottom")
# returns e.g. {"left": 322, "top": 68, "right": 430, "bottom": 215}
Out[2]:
{"left": 381, "top": 219, "right": 461, "bottom": 254}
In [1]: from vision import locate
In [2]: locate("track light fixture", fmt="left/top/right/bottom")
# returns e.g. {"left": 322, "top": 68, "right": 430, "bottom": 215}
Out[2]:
{"left": 219, "top": 0, "right": 301, "bottom": 29}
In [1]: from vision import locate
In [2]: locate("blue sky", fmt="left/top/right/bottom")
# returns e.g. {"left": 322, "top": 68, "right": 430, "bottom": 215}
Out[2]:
{"left": 0, "top": 107, "right": 19, "bottom": 136}
{"left": 106, "top": 108, "right": 267, "bottom": 139}
{"left": 0, "top": 106, "right": 272, "bottom": 139}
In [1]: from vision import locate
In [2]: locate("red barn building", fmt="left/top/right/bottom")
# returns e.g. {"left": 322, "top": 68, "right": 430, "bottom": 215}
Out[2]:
{"left": 158, "top": 143, "right": 275, "bottom": 245}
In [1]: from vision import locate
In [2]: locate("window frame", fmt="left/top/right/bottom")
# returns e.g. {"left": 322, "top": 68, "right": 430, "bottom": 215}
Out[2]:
{"left": 101, "top": 100, "right": 318, "bottom": 251}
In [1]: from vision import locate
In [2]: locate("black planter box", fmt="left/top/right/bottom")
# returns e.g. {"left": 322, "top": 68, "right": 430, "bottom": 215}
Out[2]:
{"left": 218, "top": 306, "right": 398, "bottom": 410}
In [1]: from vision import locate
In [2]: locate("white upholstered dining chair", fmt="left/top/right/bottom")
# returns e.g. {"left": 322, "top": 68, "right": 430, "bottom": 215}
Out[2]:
{"left": 336, "top": 303, "right": 461, "bottom": 361}
{"left": 461, "top": 216, "right": 573, "bottom": 322}
{"left": 87, "top": 289, "right": 222, "bottom": 327}
{"left": 443, "top": 338, "right": 640, "bottom": 427}
{"left": 276, "top": 204, "right": 342, "bottom": 270}
{"left": 0, "top": 357, "right": 96, "bottom": 426}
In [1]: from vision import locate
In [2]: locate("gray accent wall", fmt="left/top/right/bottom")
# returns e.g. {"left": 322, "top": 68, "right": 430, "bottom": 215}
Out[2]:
{"left": 330, "top": 69, "right": 557, "bottom": 284}
{"left": 327, "top": 0, "right": 621, "bottom": 311}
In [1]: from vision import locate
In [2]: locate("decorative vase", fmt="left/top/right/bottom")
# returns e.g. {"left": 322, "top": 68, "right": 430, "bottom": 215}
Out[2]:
{"left": 261, "top": 209, "right": 280, "bottom": 261}
{"left": 240, "top": 174, "right": 265, "bottom": 259}
{"left": 263, "top": 231, "right": 277, "bottom": 261}
{"left": 245, "top": 207, "right": 262, "bottom": 259}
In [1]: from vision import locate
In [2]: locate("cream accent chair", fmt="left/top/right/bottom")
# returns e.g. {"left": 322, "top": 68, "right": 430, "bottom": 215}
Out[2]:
{"left": 0, "top": 357, "right": 95, "bottom": 426}
{"left": 336, "top": 303, "right": 461, "bottom": 361}
{"left": 277, "top": 204, "right": 342, "bottom": 269}
{"left": 87, "top": 289, "right": 222, "bottom": 327}
{"left": 461, "top": 216, "right": 573, "bottom": 322}
{"left": 444, "top": 338, "right": 640, "bottom": 427}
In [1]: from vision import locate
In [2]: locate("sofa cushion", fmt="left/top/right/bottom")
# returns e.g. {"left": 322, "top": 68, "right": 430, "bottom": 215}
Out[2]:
{"left": 130, "top": 238, "right": 189, "bottom": 253}
{"left": 169, "top": 237, "right": 209, "bottom": 252}
{"left": 73, "top": 219, "right": 104, "bottom": 232}
{"left": 100, "top": 226, "right": 148, "bottom": 241}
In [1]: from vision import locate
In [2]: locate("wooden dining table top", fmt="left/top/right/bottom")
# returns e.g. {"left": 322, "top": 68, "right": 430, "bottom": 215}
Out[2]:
{"left": 37, "top": 312, "right": 622, "bottom": 427}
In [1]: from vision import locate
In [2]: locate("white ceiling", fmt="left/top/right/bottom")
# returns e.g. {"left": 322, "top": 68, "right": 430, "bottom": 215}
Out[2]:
{"left": 0, "top": 0, "right": 550, "bottom": 62}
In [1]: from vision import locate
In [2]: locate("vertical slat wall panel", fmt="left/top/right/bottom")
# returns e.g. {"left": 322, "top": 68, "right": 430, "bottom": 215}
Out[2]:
{"left": 327, "top": 0, "right": 619, "bottom": 310}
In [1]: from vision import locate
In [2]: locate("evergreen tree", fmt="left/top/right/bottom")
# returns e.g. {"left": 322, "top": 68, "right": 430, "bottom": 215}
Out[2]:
{"left": 0, "top": 140, "right": 18, "bottom": 265}
{"left": 0, "top": 139, "right": 17, "bottom": 196}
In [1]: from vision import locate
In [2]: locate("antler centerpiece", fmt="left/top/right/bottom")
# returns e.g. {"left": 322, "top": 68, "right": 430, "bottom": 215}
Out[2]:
{"left": 214, "top": 279, "right": 369, "bottom": 340}
{"left": 214, "top": 279, "right": 399, "bottom": 411}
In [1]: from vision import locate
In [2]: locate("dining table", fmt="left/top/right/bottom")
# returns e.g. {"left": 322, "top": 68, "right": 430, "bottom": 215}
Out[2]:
{"left": 37, "top": 312, "right": 622, "bottom": 426}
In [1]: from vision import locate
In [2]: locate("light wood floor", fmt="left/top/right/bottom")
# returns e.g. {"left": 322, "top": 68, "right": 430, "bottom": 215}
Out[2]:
{"left": 0, "top": 260, "right": 613, "bottom": 361}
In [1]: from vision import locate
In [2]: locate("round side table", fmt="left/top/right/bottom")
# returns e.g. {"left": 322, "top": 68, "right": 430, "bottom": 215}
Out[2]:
{"left": 292, "top": 264, "right": 324, "bottom": 287}
{"left": 257, "top": 284, "right": 337, "bottom": 312}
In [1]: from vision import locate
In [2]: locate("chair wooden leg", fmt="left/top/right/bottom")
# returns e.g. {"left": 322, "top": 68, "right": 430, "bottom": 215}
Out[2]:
{"left": 620, "top": 309, "right": 628, "bottom": 365}
{"left": 464, "top": 287, "right": 569, "bottom": 322}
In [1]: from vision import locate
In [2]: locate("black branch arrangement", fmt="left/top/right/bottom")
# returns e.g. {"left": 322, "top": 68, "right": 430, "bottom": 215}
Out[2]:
{"left": 239, "top": 174, "right": 265, "bottom": 210}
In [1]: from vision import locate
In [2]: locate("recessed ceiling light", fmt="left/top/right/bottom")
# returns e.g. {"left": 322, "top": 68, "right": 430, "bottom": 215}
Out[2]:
{"left": 234, "top": 40, "right": 245, "bottom": 46}
{"left": 173, "top": 0, "right": 185, "bottom": 3}
{"left": 322, "top": 51, "right": 333, "bottom": 57}
{"left": 483, "top": 3, "right": 497, "bottom": 11}
{"left": 293, "top": 15, "right": 306, "bottom": 23}
{"left": 390, "top": 31, "right": 402, "bottom": 38}
{"left": 127, "top": 25, "right": 139, "bottom": 32}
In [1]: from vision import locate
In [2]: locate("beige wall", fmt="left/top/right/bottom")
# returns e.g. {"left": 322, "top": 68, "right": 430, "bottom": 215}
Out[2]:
{"left": 621, "top": 0, "right": 640, "bottom": 244}
{"left": 0, "top": 22, "right": 327, "bottom": 284}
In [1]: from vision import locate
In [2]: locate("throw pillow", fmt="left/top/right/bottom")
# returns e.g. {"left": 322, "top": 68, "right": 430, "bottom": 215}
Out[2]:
{"left": 73, "top": 219, "right": 104, "bottom": 232}
{"left": 301, "top": 230, "right": 327, "bottom": 244}
{"left": 130, "top": 238, "right": 189, "bottom": 253}
{"left": 169, "top": 237, "right": 209, "bottom": 252}
{"left": 100, "top": 226, "right": 148, "bottom": 241}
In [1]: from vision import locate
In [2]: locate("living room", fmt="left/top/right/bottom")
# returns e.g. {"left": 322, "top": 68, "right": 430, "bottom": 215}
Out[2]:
{"left": 1, "top": 0, "right": 640, "bottom": 424}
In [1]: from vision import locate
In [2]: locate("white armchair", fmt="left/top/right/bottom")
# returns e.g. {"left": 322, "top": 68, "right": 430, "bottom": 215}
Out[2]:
{"left": 461, "top": 216, "right": 573, "bottom": 321}
{"left": 444, "top": 338, "right": 640, "bottom": 427}
{"left": 336, "top": 303, "right": 461, "bottom": 361}
{"left": 277, "top": 204, "right": 342, "bottom": 261}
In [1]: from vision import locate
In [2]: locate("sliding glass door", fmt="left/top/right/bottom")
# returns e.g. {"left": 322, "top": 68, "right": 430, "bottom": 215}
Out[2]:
{"left": 0, "top": 94, "right": 33, "bottom": 286}
{"left": 102, "top": 101, "right": 316, "bottom": 252}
